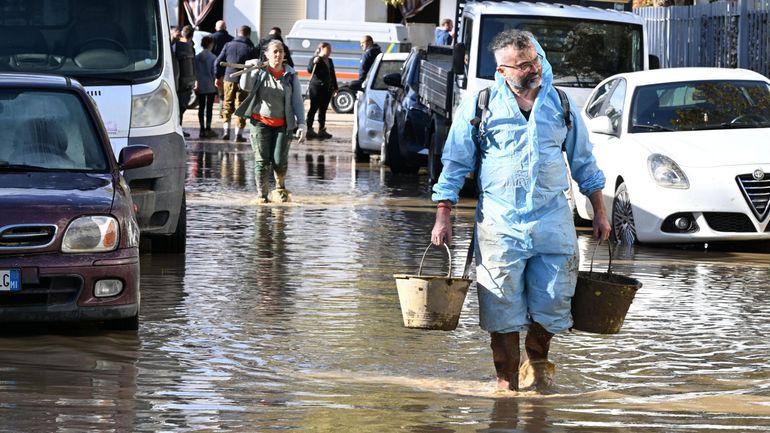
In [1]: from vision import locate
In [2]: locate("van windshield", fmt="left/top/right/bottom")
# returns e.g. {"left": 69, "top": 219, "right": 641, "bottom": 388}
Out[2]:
{"left": 477, "top": 16, "right": 643, "bottom": 88}
{"left": 0, "top": 0, "right": 163, "bottom": 83}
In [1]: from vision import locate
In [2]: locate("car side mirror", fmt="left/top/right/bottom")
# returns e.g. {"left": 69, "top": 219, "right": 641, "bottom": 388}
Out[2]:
{"left": 383, "top": 73, "right": 403, "bottom": 88}
{"left": 588, "top": 116, "right": 615, "bottom": 135}
{"left": 452, "top": 42, "right": 466, "bottom": 75}
{"left": 119, "top": 145, "right": 154, "bottom": 170}
{"left": 648, "top": 54, "right": 660, "bottom": 70}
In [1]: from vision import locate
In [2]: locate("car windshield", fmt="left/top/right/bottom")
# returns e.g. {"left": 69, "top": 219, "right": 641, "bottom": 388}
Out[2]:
{"left": 0, "top": 0, "right": 162, "bottom": 83}
{"left": 477, "top": 16, "right": 643, "bottom": 88}
{"left": 0, "top": 89, "right": 109, "bottom": 171}
{"left": 371, "top": 59, "right": 405, "bottom": 91}
{"left": 630, "top": 80, "right": 770, "bottom": 132}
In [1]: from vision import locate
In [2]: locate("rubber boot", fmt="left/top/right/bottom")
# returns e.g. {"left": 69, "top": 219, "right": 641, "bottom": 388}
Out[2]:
{"left": 318, "top": 128, "right": 332, "bottom": 139}
{"left": 490, "top": 332, "right": 520, "bottom": 392}
{"left": 269, "top": 173, "right": 290, "bottom": 203}
{"left": 255, "top": 168, "right": 270, "bottom": 203}
{"left": 221, "top": 121, "right": 230, "bottom": 140}
{"left": 521, "top": 322, "right": 555, "bottom": 392}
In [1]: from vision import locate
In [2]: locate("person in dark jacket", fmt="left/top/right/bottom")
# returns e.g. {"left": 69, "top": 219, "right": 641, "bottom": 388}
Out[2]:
{"left": 211, "top": 20, "right": 234, "bottom": 56}
{"left": 211, "top": 20, "right": 234, "bottom": 115}
{"left": 257, "top": 27, "right": 294, "bottom": 67}
{"left": 215, "top": 25, "right": 259, "bottom": 141}
{"left": 195, "top": 36, "right": 218, "bottom": 138}
{"left": 175, "top": 25, "right": 196, "bottom": 138}
{"left": 351, "top": 35, "right": 381, "bottom": 92}
{"left": 306, "top": 42, "right": 338, "bottom": 140}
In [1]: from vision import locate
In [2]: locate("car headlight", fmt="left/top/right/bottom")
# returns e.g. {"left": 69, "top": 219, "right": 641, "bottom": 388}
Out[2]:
{"left": 366, "top": 98, "right": 384, "bottom": 120}
{"left": 131, "top": 80, "right": 174, "bottom": 128}
{"left": 62, "top": 216, "right": 120, "bottom": 253}
{"left": 648, "top": 154, "right": 689, "bottom": 189}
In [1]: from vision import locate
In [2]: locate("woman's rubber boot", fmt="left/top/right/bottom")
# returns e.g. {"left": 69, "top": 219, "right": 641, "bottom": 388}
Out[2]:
{"left": 318, "top": 128, "right": 332, "bottom": 139}
{"left": 269, "top": 173, "right": 290, "bottom": 203}
{"left": 491, "top": 332, "right": 520, "bottom": 392}
{"left": 521, "top": 322, "right": 555, "bottom": 393}
{"left": 255, "top": 168, "right": 270, "bottom": 203}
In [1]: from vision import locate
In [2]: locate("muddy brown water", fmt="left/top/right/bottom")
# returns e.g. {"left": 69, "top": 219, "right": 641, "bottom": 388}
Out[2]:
{"left": 1, "top": 138, "right": 769, "bottom": 432}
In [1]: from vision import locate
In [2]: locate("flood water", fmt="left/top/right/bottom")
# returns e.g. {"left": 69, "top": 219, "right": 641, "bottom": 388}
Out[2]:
{"left": 1, "top": 135, "right": 769, "bottom": 432}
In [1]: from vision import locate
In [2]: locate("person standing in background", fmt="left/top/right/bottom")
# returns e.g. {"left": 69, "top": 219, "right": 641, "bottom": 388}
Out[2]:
{"left": 194, "top": 35, "right": 218, "bottom": 139}
{"left": 215, "top": 25, "right": 259, "bottom": 142}
{"left": 211, "top": 20, "right": 233, "bottom": 56}
{"left": 211, "top": 19, "right": 234, "bottom": 115}
{"left": 175, "top": 25, "right": 196, "bottom": 138}
{"left": 435, "top": 19, "right": 454, "bottom": 46}
{"left": 258, "top": 27, "right": 294, "bottom": 68}
{"left": 306, "top": 42, "right": 338, "bottom": 140}
{"left": 350, "top": 35, "right": 381, "bottom": 92}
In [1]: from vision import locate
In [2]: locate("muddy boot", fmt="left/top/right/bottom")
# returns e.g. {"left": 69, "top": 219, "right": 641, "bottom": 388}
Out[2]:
{"left": 318, "top": 128, "right": 332, "bottom": 139}
{"left": 491, "top": 332, "right": 520, "bottom": 392}
{"left": 522, "top": 322, "right": 555, "bottom": 392}
{"left": 269, "top": 173, "right": 290, "bottom": 203}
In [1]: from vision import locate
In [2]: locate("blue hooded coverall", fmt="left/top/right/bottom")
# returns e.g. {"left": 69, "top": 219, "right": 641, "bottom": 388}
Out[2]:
{"left": 432, "top": 43, "right": 605, "bottom": 335}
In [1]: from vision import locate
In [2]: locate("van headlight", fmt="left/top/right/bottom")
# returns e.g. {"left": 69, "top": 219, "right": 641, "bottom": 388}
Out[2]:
{"left": 62, "top": 216, "right": 120, "bottom": 253}
{"left": 648, "top": 154, "right": 689, "bottom": 189}
{"left": 131, "top": 81, "right": 173, "bottom": 128}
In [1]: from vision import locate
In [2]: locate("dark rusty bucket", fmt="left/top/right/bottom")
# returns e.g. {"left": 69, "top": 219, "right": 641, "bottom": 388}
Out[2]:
{"left": 572, "top": 243, "right": 642, "bottom": 334}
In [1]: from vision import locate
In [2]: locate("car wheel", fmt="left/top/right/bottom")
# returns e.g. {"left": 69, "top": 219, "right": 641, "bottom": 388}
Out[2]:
{"left": 332, "top": 88, "right": 355, "bottom": 114}
{"left": 150, "top": 195, "right": 187, "bottom": 253}
{"left": 612, "top": 182, "right": 637, "bottom": 244}
{"left": 384, "top": 124, "right": 418, "bottom": 175}
{"left": 351, "top": 107, "right": 369, "bottom": 163}
{"left": 353, "top": 135, "right": 369, "bottom": 162}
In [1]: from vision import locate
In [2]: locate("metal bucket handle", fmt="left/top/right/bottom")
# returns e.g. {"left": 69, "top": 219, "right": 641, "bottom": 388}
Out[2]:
{"left": 588, "top": 241, "right": 614, "bottom": 277}
{"left": 417, "top": 242, "right": 452, "bottom": 278}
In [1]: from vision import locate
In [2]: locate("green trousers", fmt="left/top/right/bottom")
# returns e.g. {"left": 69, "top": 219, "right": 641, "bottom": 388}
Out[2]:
{"left": 249, "top": 120, "right": 289, "bottom": 197}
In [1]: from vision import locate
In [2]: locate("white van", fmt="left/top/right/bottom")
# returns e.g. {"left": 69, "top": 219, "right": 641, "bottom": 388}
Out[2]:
{"left": 0, "top": 0, "right": 187, "bottom": 253}
{"left": 286, "top": 19, "right": 411, "bottom": 113}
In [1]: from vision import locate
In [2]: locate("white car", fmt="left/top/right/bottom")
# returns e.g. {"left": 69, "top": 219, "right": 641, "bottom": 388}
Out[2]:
{"left": 352, "top": 52, "right": 408, "bottom": 162}
{"left": 573, "top": 67, "right": 770, "bottom": 244}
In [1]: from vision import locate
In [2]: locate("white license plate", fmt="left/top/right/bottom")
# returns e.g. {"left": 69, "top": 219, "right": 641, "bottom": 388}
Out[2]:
{"left": 1, "top": 269, "right": 21, "bottom": 292}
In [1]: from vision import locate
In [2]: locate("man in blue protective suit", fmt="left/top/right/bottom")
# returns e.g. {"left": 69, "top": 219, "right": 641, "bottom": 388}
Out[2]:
{"left": 430, "top": 30, "right": 611, "bottom": 393}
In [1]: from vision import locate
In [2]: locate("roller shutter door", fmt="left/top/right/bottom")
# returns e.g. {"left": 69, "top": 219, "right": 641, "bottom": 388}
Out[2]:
{"left": 260, "top": 0, "right": 305, "bottom": 38}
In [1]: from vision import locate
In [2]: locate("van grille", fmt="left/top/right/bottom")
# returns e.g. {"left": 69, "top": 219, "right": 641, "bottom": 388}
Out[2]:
{"left": 736, "top": 174, "right": 770, "bottom": 221}
{"left": 0, "top": 225, "right": 57, "bottom": 249}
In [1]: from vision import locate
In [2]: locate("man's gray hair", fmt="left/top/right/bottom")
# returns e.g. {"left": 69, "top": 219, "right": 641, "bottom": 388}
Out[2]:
{"left": 488, "top": 29, "right": 535, "bottom": 55}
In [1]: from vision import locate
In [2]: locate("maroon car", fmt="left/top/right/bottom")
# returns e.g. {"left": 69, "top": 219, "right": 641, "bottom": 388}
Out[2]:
{"left": 0, "top": 73, "right": 153, "bottom": 330}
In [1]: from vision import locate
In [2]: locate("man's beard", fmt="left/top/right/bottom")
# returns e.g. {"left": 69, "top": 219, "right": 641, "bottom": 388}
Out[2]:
{"left": 507, "top": 72, "right": 542, "bottom": 91}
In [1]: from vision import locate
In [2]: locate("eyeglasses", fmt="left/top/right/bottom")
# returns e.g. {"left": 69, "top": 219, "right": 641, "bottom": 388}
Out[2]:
{"left": 499, "top": 54, "right": 543, "bottom": 72}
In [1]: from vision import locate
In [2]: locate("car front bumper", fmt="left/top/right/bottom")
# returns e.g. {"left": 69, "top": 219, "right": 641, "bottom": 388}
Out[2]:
{"left": 631, "top": 165, "right": 770, "bottom": 243}
{"left": 0, "top": 249, "right": 140, "bottom": 323}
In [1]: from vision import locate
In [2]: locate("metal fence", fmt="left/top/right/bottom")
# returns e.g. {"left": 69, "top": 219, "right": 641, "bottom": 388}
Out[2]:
{"left": 637, "top": 0, "right": 770, "bottom": 77}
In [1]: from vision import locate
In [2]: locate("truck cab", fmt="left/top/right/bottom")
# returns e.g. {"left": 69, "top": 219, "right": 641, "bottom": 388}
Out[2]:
{"left": 388, "top": 0, "right": 651, "bottom": 185}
